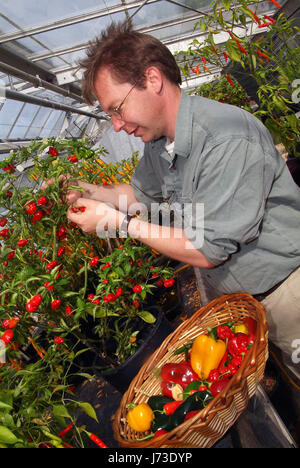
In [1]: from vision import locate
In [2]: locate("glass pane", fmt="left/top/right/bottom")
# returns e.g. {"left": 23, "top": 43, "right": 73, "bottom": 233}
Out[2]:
{"left": 8, "top": 103, "right": 40, "bottom": 140}
{"left": 0, "top": 0, "right": 124, "bottom": 32}
{"left": 33, "top": 12, "right": 126, "bottom": 51}
{"left": 0, "top": 99, "right": 24, "bottom": 138}
{"left": 26, "top": 107, "right": 53, "bottom": 139}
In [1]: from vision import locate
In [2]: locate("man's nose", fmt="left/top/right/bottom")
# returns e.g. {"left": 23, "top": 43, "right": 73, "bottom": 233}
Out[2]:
{"left": 111, "top": 116, "right": 125, "bottom": 132}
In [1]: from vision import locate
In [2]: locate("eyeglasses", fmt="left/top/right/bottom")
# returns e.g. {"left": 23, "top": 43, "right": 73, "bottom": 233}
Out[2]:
{"left": 108, "top": 81, "right": 138, "bottom": 119}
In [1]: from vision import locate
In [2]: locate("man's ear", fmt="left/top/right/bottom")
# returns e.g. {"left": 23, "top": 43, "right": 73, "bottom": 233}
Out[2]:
{"left": 144, "top": 66, "right": 163, "bottom": 94}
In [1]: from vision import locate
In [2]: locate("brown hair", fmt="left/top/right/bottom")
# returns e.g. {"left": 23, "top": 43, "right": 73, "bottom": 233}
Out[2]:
{"left": 79, "top": 21, "right": 182, "bottom": 105}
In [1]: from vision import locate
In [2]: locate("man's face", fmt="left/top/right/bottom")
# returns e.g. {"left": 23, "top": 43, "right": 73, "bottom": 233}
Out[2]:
{"left": 94, "top": 67, "right": 164, "bottom": 143}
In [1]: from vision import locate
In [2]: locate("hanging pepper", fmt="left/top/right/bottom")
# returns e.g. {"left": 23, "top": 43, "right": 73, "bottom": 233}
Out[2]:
{"left": 225, "top": 75, "right": 234, "bottom": 86}
{"left": 190, "top": 334, "right": 226, "bottom": 379}
{"left": 267, "top": 0, "right": 281, "bottom": 7}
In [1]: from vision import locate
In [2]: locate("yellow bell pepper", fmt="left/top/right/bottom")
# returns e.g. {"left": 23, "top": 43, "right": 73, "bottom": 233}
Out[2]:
{"left": 190, "top": 334, "right": 227, "bottom": 379}
{"left": 234, "top": 323, "right": 248, "bottom": 335}
{"left": 127, "top": 403, "right": 154, "bottom": 432}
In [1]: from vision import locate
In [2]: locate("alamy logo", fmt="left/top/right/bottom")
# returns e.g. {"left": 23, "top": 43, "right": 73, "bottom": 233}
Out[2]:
{"left": 0, "top": 340, "right": 6, "bottom": 364}
{"left": 291, "top": 79, "right": 300, "bottom": 104}
{"left": 291, "top": 339, "right": 300, "bottom": 364}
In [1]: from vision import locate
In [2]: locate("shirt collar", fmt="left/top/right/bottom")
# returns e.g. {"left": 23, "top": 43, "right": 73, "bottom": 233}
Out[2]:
{"left": 173, "top": 90, "right": 193, "bottom": 158}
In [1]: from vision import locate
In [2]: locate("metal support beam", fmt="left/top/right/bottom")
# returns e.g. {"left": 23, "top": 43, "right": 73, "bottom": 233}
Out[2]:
{"left": 0, "top": 61, "right": 85, "bottom": 104}
{"left": 3, "top": 88, "right": 108, "bottom": 120}
{"left": 0, "top": 44, "right": 83, "bottom": 100}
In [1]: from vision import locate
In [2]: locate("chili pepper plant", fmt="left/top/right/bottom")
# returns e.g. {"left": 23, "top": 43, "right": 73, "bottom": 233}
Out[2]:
{"left": 176, "top": 1, "right": 300, "bottom": 156}
{"left": 0, "top": 138, "right": 174, "bottom": 446}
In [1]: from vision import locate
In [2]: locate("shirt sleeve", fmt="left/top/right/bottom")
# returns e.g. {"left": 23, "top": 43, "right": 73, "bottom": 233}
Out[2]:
{"left": 130, "top": 144, "right": 164, "bottom": 209}
{"left": 184, "top": 137, "right": 272, "bottom": 265}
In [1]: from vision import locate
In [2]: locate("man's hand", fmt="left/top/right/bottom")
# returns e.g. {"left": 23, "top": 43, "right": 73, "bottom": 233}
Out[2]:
{"left": 67, "top": 198, "right": 125, "bottom": 235}
{"left": 41, "top": 175, "right": 83, "bottom": 205}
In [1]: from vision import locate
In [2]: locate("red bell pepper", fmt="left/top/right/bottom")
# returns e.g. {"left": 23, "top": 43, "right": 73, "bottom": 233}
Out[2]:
{"left": 160, "top": 361, "right": 199, "bottom": 389}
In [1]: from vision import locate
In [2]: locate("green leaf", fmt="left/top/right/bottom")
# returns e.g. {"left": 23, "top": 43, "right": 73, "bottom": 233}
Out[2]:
{"left": 0, "top": 425, "right": 19, "bottom": 445}
{"left": 52, "top": 405, "right": 71, "bottom": 421}
{"left": 76, "top": 402, "right": 98, "bottom": 422}
{"left": 137, "top": 310, "right": 156, "bottom": 324}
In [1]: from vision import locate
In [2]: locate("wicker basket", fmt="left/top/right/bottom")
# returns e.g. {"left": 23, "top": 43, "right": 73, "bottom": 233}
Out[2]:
{"left": 113, "top": 293, "right": 269, "bottom": 448}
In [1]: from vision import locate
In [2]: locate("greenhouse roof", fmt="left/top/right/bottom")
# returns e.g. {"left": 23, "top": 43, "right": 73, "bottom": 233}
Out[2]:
{"left": 0, "top": 0, "right": 287, "bottom": 156}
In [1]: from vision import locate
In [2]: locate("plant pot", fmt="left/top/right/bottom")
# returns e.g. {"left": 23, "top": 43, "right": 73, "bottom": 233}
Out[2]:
{"left": 95, "top": 306, "right": 173, "bottom": 393}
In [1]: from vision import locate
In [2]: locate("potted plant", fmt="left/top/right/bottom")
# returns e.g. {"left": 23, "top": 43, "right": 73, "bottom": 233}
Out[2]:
{"left": 176, "top": 1, "right": 300, "bottom": 157}
{"left": 0, "top": 138, "right": 175, "bottom": 445}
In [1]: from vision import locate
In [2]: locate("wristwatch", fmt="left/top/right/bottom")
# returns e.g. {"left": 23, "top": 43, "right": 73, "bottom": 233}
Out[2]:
{"left": 119, "top": 214, "right": 133, "bottom": 238}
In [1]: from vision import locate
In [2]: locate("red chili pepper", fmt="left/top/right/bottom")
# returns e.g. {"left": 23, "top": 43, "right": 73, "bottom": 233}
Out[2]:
{"left": 57, "top": 247, "right": 65, "bottom": 257}
{"left": 163, "top": 278, "right": 175, "bottom": 288}
{"left": 132, "top": 299, "right": 140, "bottom": 308}
{"left": 54, "top": 336, "right": 64, "bottom": 344}
{"left": 133, "top": 284, "right": 142, "bottom": 293}
{"left": 258, "top": 22, "right": 272, "bottom": 28}
{"left": 263, "top": 14, "right": 276, "bottom": 23}
{"left": 235, "top": 40, "right": 247, "bottom": 54}
{"left": 0, "top": 218, "right": 7, "bottom": 227}
{"left": 44, "top": 281, "right": 53, "bottom": 291}
{"left": 231, "top": 355, "right": 243, "bottom": 367}
{"left": 89, "top": 256, "right": 100, "bottom": 267}
{"left": 49, "top": 147, "right": 58, "bottom": 156}
{"left": 267, "top": 0, "right": 281, "bottom": 7}
{"left": 7, "top": 251, "right": 15, "bottom": 260}
{"left": 65, "top": 306, "right": 73, "bottom": 316}
{"left": 37, "top": 196, "right": 48, "bottom": 206}
{"left": 154, "top": 429, "right": 168, "bottom": 438}
{"left": 25, "top": 201, "right": 37, "bottom": 215}
{"left": 207, "top": 368, "right": 220, "bottom": 383}
{"left": 47, "top": 260, "right": 58, "bottom": 271}
{"left": 26, "top": 300, "right": 37, "bottom": 313}
{"left": 210, "top": 378, "right": 230, "bottom": 397}
{"left": 86, "top": 432, "right": 108, "bottom": 448}
{"left": 223, "top": 51, "right": 228, "bottom": 62}
{"left": 198, "top": 385, "right": 207, "bottom": 391}
{"left": 0, "top": 228, "right": 10, "bottom": 239}
{"left": 228, "top": 333, "right": 249, "bottom": 356}
{"left": 201, "top": 56, "right": 207, "bottom": 64}
{"left": 17, "top": 239, "right": 28, "bottom": 247}
{"left": 6, "top": 191, "right": 12, "bottom": 198}
{"left": 1, "top": 329, "right": 14, "bottom": 343}
{"left": 32, "top": 210, "right": 43, "bottom": 224}
{"left": 51, "top": 299, "right": 61, "bottom": 310}
{"left": 103, "top": 293, "right": 116, "bottom": 303}
{"left": 248, "top": 8, "right": 261, "bottom": 25}
{"left": 57, "top": 422, "right": 74, "bottom": 438}
{"left": 2, "top": 319, "right": 10, "bottom": 329}
{"left": 67, "top": 155, "right": 78, "bottom": 163}
{"left": 115, "top": 288, "right": 122, "bottom": 298}
{"left": 31, "top": 294, "right": 42, "bottom": 307}
{"left": 163, "top": 401, "right": 183, "bottom": 415}
{"left": 217, "top": 325, "right": 234, "bottom": 340}
{"left": 225, "top": 75, "right": 234, "bottom": 86}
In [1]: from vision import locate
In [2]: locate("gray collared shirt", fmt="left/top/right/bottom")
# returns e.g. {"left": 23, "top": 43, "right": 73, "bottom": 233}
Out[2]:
{"left": 131, "top": 90, "right": 300, "bottom": 295}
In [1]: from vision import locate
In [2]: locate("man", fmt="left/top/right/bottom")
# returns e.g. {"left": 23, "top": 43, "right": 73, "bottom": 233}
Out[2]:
{"left": 65, "top": 21, "right": 300, "bottom": 372}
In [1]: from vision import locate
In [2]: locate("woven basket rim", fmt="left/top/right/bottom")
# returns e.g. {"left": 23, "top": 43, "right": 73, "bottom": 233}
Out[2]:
{"left": 113, "top": 293, "right": 268, "bottom": 448}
